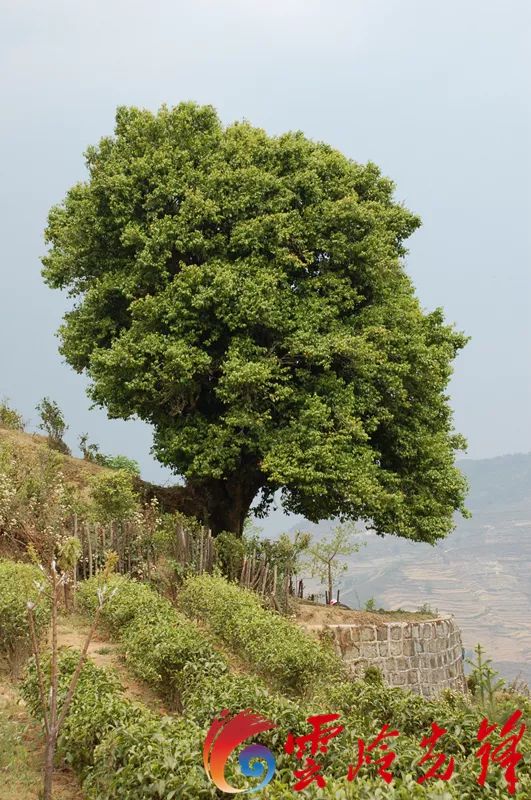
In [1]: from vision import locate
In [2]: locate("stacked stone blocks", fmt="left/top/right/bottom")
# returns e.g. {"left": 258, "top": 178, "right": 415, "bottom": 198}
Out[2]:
{"left": 308, "top": 616, "right": 467, "bottom": 698}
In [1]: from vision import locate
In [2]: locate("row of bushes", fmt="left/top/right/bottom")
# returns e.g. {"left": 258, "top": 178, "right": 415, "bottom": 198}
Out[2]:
{"left": 78, "top": 575, "right": 225, "bottom": 707}
{"left": 21, "top": 649, "right": 216, "bottom": 799}
{"left": 21, "top": 649, "right": 531, "bottom": 799}
{"left": 178, "top": 573, "right": 341, "bottom": 695}
{"left": 0, "top": 559, "right": 50, "bottom": 674}
{"left": 77, "top": 574, "right": 307, "bottom": 745}
{"left": 17, "top": 569, "right": 530, "bottom": 798}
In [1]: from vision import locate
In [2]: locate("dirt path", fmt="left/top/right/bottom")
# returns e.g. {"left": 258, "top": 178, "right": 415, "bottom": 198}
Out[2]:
{"left": 56, "top": 613, "right": 170, "bottom": 715}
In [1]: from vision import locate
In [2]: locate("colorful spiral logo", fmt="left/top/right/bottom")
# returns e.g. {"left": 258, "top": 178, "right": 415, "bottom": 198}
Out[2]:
{"left": 203, "top": 709, "right": 277, "bottom": 793}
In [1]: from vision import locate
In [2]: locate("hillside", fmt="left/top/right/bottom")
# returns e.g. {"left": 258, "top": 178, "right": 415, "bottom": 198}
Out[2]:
{"left": 3, "top": 427, "right": 530, "bottom": 684}
{"left": 0, "top": 426, "right": 192, "bottom": 520}
{"left": 297, "top": 452, "right": 531, "bottom": 685}
{"left": 0, "top": 427, "right": 109, "bottom": 490}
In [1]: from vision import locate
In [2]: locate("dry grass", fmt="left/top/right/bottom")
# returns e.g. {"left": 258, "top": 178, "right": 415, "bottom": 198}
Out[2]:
{"left": 295, "top": 599, "right": 436, "bottom": 626}
{"left": 0, "top": 427, "right": 109, "bottom": 495}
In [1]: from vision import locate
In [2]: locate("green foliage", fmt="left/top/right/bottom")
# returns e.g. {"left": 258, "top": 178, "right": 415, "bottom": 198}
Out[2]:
{"left": 250, "top": 529, "right": 312, "bottom": 575}
{"left": 86, "top": 713, "right": 216, "bottom": 799}
{"left": 307, "top": 522, "right": 363, "bottom": 600}
{"left": 0, "top": 399, "right": 24, "bottom": 431}
{"left": 120, "top": 607, "right": 227, "bottom": 708}
{"left": 77, "top": 574, "right": 167, "bottom": 631}
{"left": 36, "top": 397, "right": 70, "bottom": 455}
{"left": 418, "top": 602, "right": 438, "bottom": 615}
{"left": 179, "top": 573, "right": 342, "bottom": 695}
{"left": 43, "top": 102, "right": 468, "bottom": 538}
{"left": 58, "top": 536, "right": 82, "bottom": 573}
{"left": 32, "top": 577, "right": 531, "bottom": 798}
{"left": 0, "top": 559, "right": 51, "bottom": 673}
{"left": 363, "top": 665, "right": 383, "bottom": 685}
{"left": 79, "top": 435, "right": 141, "bottom": 474}
{"left": 78, "top": 575, "right": 225, "bottom": 707}
{"left": 214, "top": 527, "right": 310, "bottom": 582}
{"left": 214, "top": 531, "right": 247, "bottom": 580}
{"left": 89, "top": 469, "right": 139, "bottom": 522}
{"left": 21, "top": 649, "right": 216, "bottom": 799}
{"left": 77, "top": 574, "right": 304, "bottom": 732}
{"left": 466, "top": 643, "right": 506, "bottom": 718}
{"left": 0, "top": 440, "right": 74, "bottom": 556}
{"left": 99, "top": 454, "right": 140, "bottom": 474}
{"left": 364, "top": 597, "right": 377, "bottom": 611}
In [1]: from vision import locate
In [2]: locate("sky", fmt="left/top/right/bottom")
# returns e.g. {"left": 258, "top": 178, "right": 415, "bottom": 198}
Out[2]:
{"left": 1, "top": 0, "right": 530, "bottom": 513}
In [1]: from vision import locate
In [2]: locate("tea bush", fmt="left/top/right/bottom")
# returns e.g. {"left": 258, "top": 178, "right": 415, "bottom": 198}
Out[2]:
{"left": 121, "top": 610, "right": 227, "bottom": 707}
{"left": 75, "top": 574, "right": 531, "bottom": 797}
{"left": 77, "top": 574, "right": 310, "bottom": 731}
{"left": 21, "top": 649, "right": 216, "bottom": 799}
{"left": 78, "top": 574, "right": 229, "bottom": 708}
{"left": 77, "top": 573, "right": 168, "bottom": 631}
{"left": 0, "top": 559, "right": 51, "bottom": 673}
{"left": 85, "top": 713, "right": 217, "bottom": 799}
{"left": 179, "top": 573, "right": 342, "bottom": 695}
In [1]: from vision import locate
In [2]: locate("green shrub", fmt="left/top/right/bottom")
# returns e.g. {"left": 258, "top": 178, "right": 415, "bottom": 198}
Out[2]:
{"left": 85, "top": 713, "right": 216, "bottom": 799}
{"left": 22, "top": 649, "right": 138, "bottom": 773}
{"left": 77, "top": 574, "right": 168, "bottom": 631}
{"left": 179, "top": 573, "right": 342, "bottom": 696}
{"left": 21, "top": 649, "right": 215, "bottom": 799}
{"left": 89, "top": 470, "right": 139, "bottom": 523}
{"left": 36, "top": 396, "right": 70, "bottom": 455}
{"left": 0, "top": 400, "right": 24, "bottom": 431}
{"left": 121, "top": 610, "right": 227, "bottom": 707}
{"left": 0, "top": 559, "right": 51, "bottom": 674}
{"left": 78, "top": 575, "right": 226, "bottom": 708}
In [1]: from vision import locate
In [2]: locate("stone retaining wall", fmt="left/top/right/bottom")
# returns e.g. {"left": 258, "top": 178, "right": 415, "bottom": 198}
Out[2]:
{"left": 306, "top": 616, "right": 467, "bottom": 698}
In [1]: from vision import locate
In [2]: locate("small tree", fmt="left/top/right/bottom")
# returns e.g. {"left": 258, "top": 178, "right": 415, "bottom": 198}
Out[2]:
{"left": 79, "top": 434, "right": 141, "bottom": 474}
{"left": 36, "top": 397, "right": 70, "bottom": 455}
{"left": 27, "top": 551, "right": 118, "bottom": 800}
{"left": 79, "top": 432, "right": 100, "bottom": 461}
{"left": 466, "top": 643, "right": 506, "bottom": 714}
{"left": 307, "top": 523, "right": 364, "bottom": 604}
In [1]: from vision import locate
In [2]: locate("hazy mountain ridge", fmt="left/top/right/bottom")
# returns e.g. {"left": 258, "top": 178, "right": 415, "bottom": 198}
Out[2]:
{"left": 291, "top": 452, "right": 531, "bottom": 685}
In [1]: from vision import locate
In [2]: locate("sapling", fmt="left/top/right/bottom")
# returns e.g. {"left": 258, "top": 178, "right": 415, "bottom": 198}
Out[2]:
{"left": 27, "top": 551, "right": 118, "bottom": 800}
{"left": 306, "top": 523, "right": 364, "bottom": 605}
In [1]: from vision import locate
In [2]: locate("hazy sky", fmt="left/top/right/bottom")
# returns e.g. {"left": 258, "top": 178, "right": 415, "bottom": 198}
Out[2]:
{"left": 1, "top": 1, "right": 530, "bottom": 495}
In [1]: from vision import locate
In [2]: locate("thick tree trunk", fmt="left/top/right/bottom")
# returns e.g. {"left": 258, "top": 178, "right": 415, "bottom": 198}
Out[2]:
{"left": 201, "top": 471, "right": 263, "bottom": 536}
{"left": 137, "top": 467, "right": 263, "bottom": 537}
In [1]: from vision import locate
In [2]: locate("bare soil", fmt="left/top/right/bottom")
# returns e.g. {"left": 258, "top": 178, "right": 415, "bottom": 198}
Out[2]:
{"left": 56, "top": 614, "right": 169, "bottom": 714}
{"left": 295, "top": 599, "right": 437, "bottom": 626}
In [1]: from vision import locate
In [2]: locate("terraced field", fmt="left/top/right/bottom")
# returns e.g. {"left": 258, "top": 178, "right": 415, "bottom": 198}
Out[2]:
{"left": 297, "top": 453, "right": 531, "bottom": 685}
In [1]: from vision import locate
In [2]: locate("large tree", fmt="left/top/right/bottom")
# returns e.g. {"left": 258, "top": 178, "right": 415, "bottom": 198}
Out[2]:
{"left": 42, "top": 103, "right": 468, "bottom": 537}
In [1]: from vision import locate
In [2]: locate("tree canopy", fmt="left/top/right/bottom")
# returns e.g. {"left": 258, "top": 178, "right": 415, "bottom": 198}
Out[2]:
{"left": 42, "top": 102, "right": 468, "bottom": 537}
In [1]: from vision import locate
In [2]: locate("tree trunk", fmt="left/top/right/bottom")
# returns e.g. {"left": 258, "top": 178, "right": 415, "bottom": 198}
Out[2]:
{"left": 137, "top": 467, "right": 263, "bottom": 537}
{"left": 327, "top": 562, "right": 333, "bottom": 606}
{"left": 43, "top": 731, "right": 56, "bottom": 800}
{"left": 198, "top": 471, "right": 262, "bottom": 537}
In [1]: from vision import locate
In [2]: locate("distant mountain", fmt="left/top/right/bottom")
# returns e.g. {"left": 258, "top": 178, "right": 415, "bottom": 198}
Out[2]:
{"left": 459, "top": 452, "right": 531, "bottom": 511}
{"left": 289, "top": 452, "right": 531, "bottom": 686}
